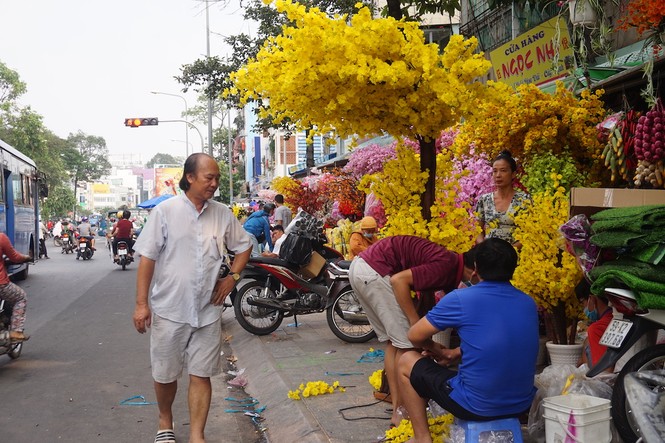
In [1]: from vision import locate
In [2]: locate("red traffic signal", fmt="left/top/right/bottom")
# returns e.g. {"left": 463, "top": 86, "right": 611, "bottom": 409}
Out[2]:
{"left": 124, "top": 117, "right": 159, "bottom": 127}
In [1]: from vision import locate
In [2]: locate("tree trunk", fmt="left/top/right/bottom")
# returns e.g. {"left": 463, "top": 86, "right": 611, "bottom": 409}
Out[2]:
{"left": 418, "top": 137, "right": 436, "bottom": 221}
{"left": 551, "top": 302, "right": 569, "bottom": 345}
{"left": 385, "top": 0, "right": 403, "bottom": 20}
{"left": 305, "top": 128, "right": 314, "bottom": 169}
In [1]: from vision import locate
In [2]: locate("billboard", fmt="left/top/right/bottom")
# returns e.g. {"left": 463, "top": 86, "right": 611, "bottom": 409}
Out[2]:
{"left": 154, "top": 167, "right": 183, "bottom": 196}
{"left": 490, "top": 17, "right": 575, "bottom": 89}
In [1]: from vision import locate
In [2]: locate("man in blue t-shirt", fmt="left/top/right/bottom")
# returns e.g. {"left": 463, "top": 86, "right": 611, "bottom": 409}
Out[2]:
{"left": 398, "top": 238, "right": 538, "bottom": 442}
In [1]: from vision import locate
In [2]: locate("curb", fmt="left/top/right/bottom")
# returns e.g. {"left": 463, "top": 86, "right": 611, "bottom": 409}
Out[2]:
{"left": 224, "top": 316, "right": 329, "bottom": 443}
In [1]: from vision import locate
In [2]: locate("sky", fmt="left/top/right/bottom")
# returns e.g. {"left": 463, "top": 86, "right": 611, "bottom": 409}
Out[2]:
{"left": 2, "top": 0, "right": 252, "bottom": 164}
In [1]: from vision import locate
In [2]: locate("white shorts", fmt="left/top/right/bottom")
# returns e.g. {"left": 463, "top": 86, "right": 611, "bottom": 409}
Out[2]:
{"left": 150, "top": 315, "right": 223, "bottom": 383}
{"left": 349, "top": 258, "right": 413, "bottom": 349}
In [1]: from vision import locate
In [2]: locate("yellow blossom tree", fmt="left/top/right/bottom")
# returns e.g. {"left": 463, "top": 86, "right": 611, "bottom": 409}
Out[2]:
{"left": 228, "top": 0, "right": 492, "bottom": 220}
{"left": 453, "top": 82, "right": 607, "bottom": 182}
{"left": 360, "top": 142, "right": 479, "bottom": 252}
{"left": 512, "top": 175, "right": 583, "bottom": 345}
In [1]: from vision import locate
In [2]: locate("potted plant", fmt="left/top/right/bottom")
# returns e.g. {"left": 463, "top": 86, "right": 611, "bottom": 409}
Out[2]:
{"left": 512, "top": 165, "right": 585, "bottom": 357}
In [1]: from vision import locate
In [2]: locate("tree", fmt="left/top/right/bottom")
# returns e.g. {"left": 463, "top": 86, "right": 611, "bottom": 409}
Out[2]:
{"left": 63, "top": 132, "right": 112, "bottom": 210}
{"left": 41, "top": 185, "right": 76, "bottom": 220}
{"left": 229, "top": 0, "right": 492, "bottom": 219}
{"left": 0, "top": 61, "right": 27, "bottom": 112}
{"left": 146, "top": 153, "right": 182, "bottom": 168}
{"left": 217, "top": 159, "right": 246, "bottom": 203}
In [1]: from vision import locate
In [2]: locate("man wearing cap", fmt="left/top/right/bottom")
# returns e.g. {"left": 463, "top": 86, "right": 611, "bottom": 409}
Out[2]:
{"left": 349, "top": 216, "right": 379, "bottom": 258}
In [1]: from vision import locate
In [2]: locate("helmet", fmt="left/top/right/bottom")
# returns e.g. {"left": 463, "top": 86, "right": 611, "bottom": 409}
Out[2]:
{"left": 117, "top": 211, "right": 123, "bottom": 219}
{"left": 81, "top": 216, "right": 88, "bottom": 222}
{"left": 360, "top": 216, "right": 378, "bottom": 230}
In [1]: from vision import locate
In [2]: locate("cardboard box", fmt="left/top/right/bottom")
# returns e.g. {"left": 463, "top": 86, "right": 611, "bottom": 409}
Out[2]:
{"left": 299, "top": 251, "right": 326, "bottom": 279}
{"left": 570, "top": 188, "right": 665, "bottom": 217}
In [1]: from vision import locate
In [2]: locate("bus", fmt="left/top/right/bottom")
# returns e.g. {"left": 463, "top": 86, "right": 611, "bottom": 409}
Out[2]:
{"left": 0, "top": 138, "right": 46, "bottom": 280}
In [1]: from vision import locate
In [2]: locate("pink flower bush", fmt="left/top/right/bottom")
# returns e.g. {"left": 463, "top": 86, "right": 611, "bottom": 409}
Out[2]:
{"left": 343, "top": 143, "right": 397, "bottom": 179}
{"left": 437, "top": 129, "right": 494, "bottom": 214}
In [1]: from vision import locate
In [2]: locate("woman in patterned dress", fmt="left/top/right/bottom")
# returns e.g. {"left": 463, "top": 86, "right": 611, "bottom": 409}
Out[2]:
{"left": 475, "top": 150, "right": 530, "bottom": 249}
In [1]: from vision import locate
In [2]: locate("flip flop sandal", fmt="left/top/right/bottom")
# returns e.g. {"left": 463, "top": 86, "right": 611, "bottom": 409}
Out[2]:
{"left": 154, "top": 429, "right": 176, "bottom": 443}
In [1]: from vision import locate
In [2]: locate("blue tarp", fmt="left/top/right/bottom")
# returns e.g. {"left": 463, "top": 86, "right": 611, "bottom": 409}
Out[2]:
{"left": 137, "top": 194, "right": 174, "bottom": 209}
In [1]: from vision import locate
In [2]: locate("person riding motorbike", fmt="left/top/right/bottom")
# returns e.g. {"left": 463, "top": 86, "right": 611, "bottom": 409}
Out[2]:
{"left": 110, "top": 210, "right": 134, "bottom": 262}
{"left": 77, "top": 216, "right": 96, "bottom": 251}
{"left": 60, "top": 220, "right": 76, "bottom": 252}
{"left": 0, "top": 233, "right": 33, "bottom": 342}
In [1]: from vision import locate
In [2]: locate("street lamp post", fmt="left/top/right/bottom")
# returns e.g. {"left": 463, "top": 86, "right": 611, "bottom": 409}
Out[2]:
{"left": 171, "top": 139, "right": 194, "bottom": 158}
{"left": 160, "top": 120, "right": 205, "bottom": 152}
{"left": 150, "top": 91, "right": 189, "bottom": 156}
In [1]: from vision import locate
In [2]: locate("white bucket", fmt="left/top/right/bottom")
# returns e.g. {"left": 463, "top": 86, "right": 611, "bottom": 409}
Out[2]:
{"left": 432, "top": 328, "right": 452, "bottom": 348}
{"left": 543, "top": 394, "right": 611, "bottom": 443}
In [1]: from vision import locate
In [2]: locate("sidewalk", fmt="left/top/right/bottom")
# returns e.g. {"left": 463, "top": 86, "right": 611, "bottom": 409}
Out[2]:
{"left": 222, "top": 310, "right": 389, "bottom": 443}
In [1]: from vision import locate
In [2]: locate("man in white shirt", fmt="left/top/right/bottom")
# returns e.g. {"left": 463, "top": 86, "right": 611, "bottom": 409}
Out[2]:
{"left": 133, "top": 153, "right": 252, "bottom": 443}
{"left": 261, "top": 225, "right": 286, "bottom": 258}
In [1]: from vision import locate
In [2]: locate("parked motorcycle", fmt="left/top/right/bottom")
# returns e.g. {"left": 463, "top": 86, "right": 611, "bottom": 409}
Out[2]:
{"left": 233, "top": 255, "right": 375, "bottom": 343}
{"left": 76, "top": 236, "right": 94, "bottom": 260}
{"left": 60, "top": 233, "right": 75, "bottom": 254}
{"left": 587, "top": 287, "right": 665, "bottom": 443}
{"left": 624, "top": 369, "right": 665, "bottom": 443}
{"left": 0, "top": 299, "right": 23, "bottom": 360}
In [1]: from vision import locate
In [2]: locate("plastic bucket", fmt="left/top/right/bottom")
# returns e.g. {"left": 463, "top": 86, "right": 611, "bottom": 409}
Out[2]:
{"left": 543, "top": 394, "right": 611, "bottom": 443}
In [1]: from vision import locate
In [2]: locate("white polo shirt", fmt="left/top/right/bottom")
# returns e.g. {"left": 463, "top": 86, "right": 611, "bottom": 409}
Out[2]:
{"left": 134, "top": 194, "right": 252, "bottom": 327}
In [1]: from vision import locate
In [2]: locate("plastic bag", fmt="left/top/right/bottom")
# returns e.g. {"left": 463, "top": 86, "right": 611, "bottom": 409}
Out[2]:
{"left": 279, "top": 233, "right": 313, "bottom": 265}
{"left": 527, "top": 364, "right": 616, "bottom": 442}
{"left": 560, "top": 214, "right": 600, "bottom": 275}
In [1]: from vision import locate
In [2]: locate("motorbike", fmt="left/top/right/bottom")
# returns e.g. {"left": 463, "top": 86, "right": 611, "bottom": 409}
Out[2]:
{"left": 0, "top": 299, "right": 23, "bottom": 360}
{"left": 587, "top": 287, "right": 665, "bottom": 443}
{"left": 60, "top": 232, "right": 75, "bottom": 254}
{"left": 76, "top": 236, "right": 94, "bottom": 260}
{"left": 114, "top": 240, "right": 133, "bottom": 270}
{"left": 233, "top": 254, "right": 375, "bottom": 343}
{"left": 624, "top": 369, "right": 665, "bottom": 443}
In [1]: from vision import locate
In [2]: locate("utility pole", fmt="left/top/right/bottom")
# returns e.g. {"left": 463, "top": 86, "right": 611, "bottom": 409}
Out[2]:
{"left": 206, "top": 0, "right": 214, "bottom": 157}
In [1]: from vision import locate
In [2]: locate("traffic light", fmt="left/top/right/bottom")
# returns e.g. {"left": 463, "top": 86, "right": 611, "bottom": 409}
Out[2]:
{"left": 124, "top": 117, "right": 159, "bottom": 127}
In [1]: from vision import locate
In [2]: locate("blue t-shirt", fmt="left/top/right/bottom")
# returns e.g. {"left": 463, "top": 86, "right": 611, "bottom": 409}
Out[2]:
{"left": 426, "top": 281, "right": 538, "bottom": 416}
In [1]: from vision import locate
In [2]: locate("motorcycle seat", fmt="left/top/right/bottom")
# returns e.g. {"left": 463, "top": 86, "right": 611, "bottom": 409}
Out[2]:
{"left": 335, "top": 260, "right": 352, "bottom": 270}
{"left": 249, "top": 256, "right": 299, "bottom": 270}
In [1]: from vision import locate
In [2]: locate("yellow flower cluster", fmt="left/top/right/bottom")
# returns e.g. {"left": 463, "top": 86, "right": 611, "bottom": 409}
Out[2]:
{"left": 385, "top": 414, "right": 455, "bottom": 443}
{"left": 228, "top": 0, "right": 492, "bottom": 141}
{"left": 512, "top": 180, "right": 582, "bottom": 316}
{"left": 360, "top": 142, "right": 479, "bottom": 252}
{"left": 270, "top": 175, "right": 301, "bottom": 210}
{"left": 454, "top": 82, "right": 606, "bottom": 179}
{"left": 368, "top": 369, "right": 383, "bottom": 391}
{"left": 326, "top": 219, "right": 355, "bottom": 258}
{"left": 287, "top": 380, "right": 346, "bottom": 400}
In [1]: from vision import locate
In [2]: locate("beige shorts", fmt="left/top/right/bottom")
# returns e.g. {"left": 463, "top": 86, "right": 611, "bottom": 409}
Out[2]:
{"left": 150, "top": 315, "right": 223, "bottom": 383}
{"left": 349, "top": 258, "right": 413, "bottom": 349}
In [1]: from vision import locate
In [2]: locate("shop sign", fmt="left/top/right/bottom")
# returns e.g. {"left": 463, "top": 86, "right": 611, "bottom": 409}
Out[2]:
{"left": 490, "top": 17, "right": 575, "bottom": 89}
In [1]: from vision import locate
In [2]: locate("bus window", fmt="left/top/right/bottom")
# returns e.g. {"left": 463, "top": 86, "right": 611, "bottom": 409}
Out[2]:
{"left": 12, "top": 175, "right": 23, "bottom": 204}
{"left": 24, "top": 175, "right": 32, "bottom": 206}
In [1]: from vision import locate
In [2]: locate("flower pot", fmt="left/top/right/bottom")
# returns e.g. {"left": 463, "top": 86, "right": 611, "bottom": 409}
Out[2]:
{"left": 546, "top": 341, "right": 583, "bottom": 366}
{"left": 568, "top": 0, "right": 598, "bottom": 26}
